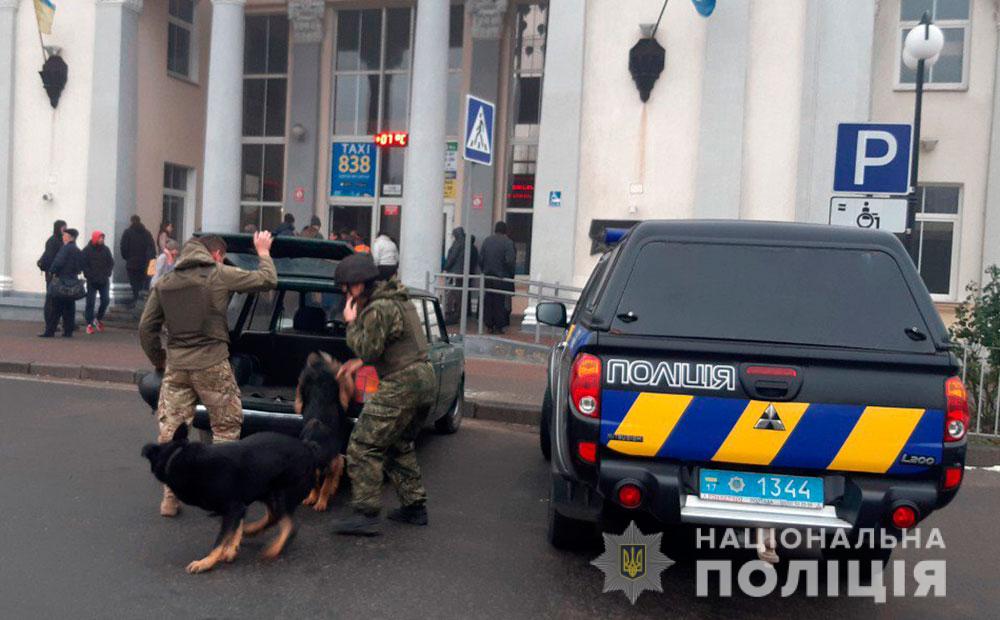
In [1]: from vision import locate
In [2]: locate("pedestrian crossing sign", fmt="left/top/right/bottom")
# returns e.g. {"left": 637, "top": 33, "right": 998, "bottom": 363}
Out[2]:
{"left": 464, "top": 95, "right": 495, "bottom": 166}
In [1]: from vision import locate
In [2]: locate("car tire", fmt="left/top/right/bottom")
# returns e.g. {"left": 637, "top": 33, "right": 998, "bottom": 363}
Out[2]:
{"left": 540, "top": 386, "right": 552, "bottom": 461}
{"left": 434, "top": 378, "right": 464, "bottom": 434}
{"left": 659, "top": 524, "right": 701, "bottom": 564}
{"left": 548, "top": 502, "right": 598, "bottom": 551}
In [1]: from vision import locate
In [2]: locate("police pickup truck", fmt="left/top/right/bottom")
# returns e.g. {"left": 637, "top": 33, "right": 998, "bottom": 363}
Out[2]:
{"left": 536, "top": 220, "right": 968, "bottom": 564}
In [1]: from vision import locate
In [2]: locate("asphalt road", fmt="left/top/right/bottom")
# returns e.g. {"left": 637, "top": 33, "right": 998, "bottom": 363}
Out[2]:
{"left": 1, "top": 375, "right": 998, "bottom": 619}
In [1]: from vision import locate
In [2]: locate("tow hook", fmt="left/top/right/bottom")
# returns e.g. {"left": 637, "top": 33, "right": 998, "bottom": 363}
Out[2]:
{"left": 756, "top": 528, "right": 779, "bottom": 564}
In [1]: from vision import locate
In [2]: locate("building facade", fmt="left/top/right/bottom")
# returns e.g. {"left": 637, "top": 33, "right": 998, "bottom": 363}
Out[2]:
{"left": 1, "top": 0, "right": 999, "bottom": 316}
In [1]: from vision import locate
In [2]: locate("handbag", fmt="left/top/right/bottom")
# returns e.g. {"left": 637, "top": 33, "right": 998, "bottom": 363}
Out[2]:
{"left": 146, "top": 258, "right": 157, "bottom": 277}
{"left": 49, "top": 277, "right": 87, "bottom": 301}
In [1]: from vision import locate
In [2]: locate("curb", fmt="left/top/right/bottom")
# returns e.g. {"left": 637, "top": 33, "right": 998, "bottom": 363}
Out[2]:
{"left": 0, "top": 360, "right": 542, "bottom": 428}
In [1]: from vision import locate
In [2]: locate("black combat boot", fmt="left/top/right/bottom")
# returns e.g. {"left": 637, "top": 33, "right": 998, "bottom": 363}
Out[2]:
{"left": 388, "top": 503, "right": 428, "bottom": 526}
{"left": 333, "top": 510, "right": 382, "bottom": 536}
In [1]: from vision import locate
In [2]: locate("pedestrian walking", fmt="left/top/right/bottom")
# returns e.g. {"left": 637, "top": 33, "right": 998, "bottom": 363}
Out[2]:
{"left": 479, "top": 221, "right": 516, "bottom": 334}
{"left": 37, "top": 219, "right": 67, "bottom": 332}
{"left": 371, "top": 230, "right": 399, "bottom": 280}
{"left": 81, "top": 230, "right": 114, "bottom": 334}
{"left": 41, "top": 228, "right": 84, "bottom": 338}
{"left": 139, "top": 233, "right": 277, "bottom": 517}
{"left": 157, "top": 221, "right": 175, "bottom": 254}
{"left": 443, "top": 227, "right": 479, "bottom": 324}
{"left": 120, "top": 215, "right": 156, "bottom": 306}
{"left": 274, "top": 213, "right": 296, "bottom": 237}
{"left": 151, "top": 239, "right": 180, "bottom": 287}
{"left": 331, "top": 254, "right": 436, "bottom": 536}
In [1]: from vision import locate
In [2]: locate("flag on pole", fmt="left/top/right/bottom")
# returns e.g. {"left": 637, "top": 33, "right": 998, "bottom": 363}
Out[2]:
{"left": 691, "top": 0, "right": 715, "bottom": 17}
{"left": 34, "top": 0, "right": 56, "bottom": 35}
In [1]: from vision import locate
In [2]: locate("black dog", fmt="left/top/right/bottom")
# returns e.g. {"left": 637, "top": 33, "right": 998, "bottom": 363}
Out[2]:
{"left": 141, "top": 424, "right": 315, "bottom": 574}
{"left": 296, "top": 351, "right": 352, "bottom": 512}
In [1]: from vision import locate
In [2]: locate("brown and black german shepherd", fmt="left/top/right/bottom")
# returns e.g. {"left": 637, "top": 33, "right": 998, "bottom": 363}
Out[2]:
{"left": 295, "top": 352, "right": 354, "bottom": 512}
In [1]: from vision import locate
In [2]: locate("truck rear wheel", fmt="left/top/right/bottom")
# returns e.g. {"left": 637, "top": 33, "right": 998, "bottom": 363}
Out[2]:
{"left": 547, "top": 502, "right": 597, "bottom": 550}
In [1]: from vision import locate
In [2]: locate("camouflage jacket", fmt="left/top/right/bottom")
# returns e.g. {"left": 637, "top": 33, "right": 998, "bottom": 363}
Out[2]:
{"left": 347, "top": 280, "right": 429, "bottom": 377}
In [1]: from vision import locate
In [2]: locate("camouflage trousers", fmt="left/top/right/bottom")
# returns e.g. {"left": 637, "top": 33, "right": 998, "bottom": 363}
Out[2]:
{"left": 156, "top": 359, "right": 242, "bottom": 444}
{"left": 347, "top": 361, "right": 436, "bottom": 514}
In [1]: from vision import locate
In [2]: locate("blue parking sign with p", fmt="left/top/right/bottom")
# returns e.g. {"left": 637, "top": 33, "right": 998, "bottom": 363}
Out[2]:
{"left": 834, "top": 123, "right": 912, "bottom": 194}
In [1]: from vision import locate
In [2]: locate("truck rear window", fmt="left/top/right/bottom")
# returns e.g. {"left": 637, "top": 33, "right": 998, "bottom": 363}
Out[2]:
{"left": 613, "top": 242, "right": 934, "bottom": 352}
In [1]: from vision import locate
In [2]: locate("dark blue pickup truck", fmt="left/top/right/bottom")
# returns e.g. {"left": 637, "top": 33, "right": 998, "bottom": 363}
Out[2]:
{"left": 536, "top": 220, "right": 968, "bottom": 565}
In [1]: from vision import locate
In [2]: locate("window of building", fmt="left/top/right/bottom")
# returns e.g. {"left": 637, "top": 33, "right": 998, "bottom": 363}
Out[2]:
{"left": 331, "top": 7, "right": 413, "bottom": 246}
{"left": 503, "top": 2, "right": 548, "bottom": 274}
{"left": 241, "top": 14, "right": 289, "bottom": 232}
{"left": 162, "top": 163, "right": 192, "bottom": 240}
{"left": 167, "top": 0, "right": 196, "bottom": 80}
{"left": 897, "top": 185, "right": 961, "bottom": 299}
{"left": 897, "top": 0, "right": 970, "bottom": 88}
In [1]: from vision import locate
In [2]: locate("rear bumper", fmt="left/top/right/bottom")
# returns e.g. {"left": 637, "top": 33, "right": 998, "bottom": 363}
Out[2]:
{"left": 554, "top": 458, "right": 959, "bottom": 532}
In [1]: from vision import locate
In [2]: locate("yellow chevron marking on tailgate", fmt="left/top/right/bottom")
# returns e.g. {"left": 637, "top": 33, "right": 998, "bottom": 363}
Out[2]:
{"left": 607, "top": 393, "right": 693, "bottom": 457}
{"left": 828, "top": 407, "right": 924, "bottom": 473}
{"left": 711, "top": 401, "right": 809, "bottom": 466}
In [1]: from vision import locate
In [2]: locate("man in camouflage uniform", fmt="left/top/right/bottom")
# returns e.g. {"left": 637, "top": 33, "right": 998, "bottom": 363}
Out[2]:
{"left": 139, "top": 233, "right": 277, "bottom": 516}
{"left": 332, "top": 253, "right": 436, "bottom": 536}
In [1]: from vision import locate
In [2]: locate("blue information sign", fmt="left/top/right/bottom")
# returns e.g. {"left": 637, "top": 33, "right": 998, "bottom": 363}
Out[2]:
{"left": 331, "top": 142, "right": 376, "bottom": 197}
{"left": 833, "top": 123, "right": 912, "bottom": 194}
{"left": 464, "top": 95, "right": 495, "bottom": 166}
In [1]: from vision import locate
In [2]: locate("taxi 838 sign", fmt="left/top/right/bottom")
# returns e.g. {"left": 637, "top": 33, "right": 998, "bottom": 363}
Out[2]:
{"left": 331, "top": 142, "right": 375, "bottom": 197}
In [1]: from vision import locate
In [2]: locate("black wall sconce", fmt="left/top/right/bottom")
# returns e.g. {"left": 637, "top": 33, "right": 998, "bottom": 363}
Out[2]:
{"left": 39, "top": 49, "right": 68, "bottom": 109}
{"left": 628, "top": 28, "right": 665, "bottom": 103}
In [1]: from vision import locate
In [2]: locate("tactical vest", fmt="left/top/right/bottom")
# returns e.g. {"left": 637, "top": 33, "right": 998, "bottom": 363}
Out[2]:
{"left": 371, "top": 298, "right": 430, "bottom": 378}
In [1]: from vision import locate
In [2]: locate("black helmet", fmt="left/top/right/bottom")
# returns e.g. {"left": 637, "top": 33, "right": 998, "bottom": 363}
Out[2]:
{"left": 335, "top": 253, "right": 380, "bottom": 285}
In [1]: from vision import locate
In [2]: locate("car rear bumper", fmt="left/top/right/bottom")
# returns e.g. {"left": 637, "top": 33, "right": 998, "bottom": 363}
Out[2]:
{"left": 554, "top": 458, "right": 959, "bottom": 532}
{"left": 193, "top": 405, "right": 363, "bottom": 438}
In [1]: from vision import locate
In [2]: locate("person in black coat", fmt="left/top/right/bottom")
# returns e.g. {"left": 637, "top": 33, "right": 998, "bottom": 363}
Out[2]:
{"left": 41, "top": 228, "right": 84, "bottom": 338}
{"left": 443, "top": 227, "right": 480, "bottom": 324}
{"left": 37, "top": 219, "right": 67, "bottom": 332}
{"left": 478, "top": 221, "right": 517, "bottom": 334}
{"left": 273, "top": 213, "right": 296, "bottom": 236}
{"left": 119, "top": 215, "right": 156, "bottom": 306}
{"left": 82, "top": 230, "right": 115, "bottom": 333}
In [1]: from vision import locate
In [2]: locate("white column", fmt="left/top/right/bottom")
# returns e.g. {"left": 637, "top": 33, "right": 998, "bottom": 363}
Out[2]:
{"left": 201, "top": 0, "right": 246, "bottom": 233}
{"left": 529, "top": 0, "right": 587, "bottom": 286}
{"left": 692, "top": 0, "right": 750, "bottom": 219}
{"left": 85, "top": 0, "right": 143, "bottom": 286}
{"left": 399, "top": 0, "right": 449, "bottom": 288}
{"left": 0, "top": 0, "right": 18, "bottom": 292}
{"left": 794, "top": 0, "right": 875, "bottom": 225}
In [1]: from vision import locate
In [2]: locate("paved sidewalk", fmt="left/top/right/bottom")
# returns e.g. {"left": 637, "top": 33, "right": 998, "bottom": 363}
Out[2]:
{"left": 0, "top": 319, "right": 546, "bottom": 423}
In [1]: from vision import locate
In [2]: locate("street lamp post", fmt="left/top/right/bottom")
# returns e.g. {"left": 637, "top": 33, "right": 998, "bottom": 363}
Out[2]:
{"left": 902, "top": 12, "right": 945, "bottom": 223}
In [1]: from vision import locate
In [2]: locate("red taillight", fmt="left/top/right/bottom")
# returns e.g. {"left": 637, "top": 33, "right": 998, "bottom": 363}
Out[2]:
{"left": 354, "top": 366, "right": 380, "bottom": 403}
{"left": 617, "top": 483, "right": 643, "bottom": 509}
{"left": 746, "top": 365, "right": 798, "bottom": 378}
{"left": 943, "top": 465, "right": 963, "bottom": 490}
{"left": 570, "top": 353, "right": 602, "bottom": 418}
{"left": 890, "top": 505, "right": 918, "bottom": 529}
{"left": 577, "top": 441, "right": 597, "bottom": 464}
{"left": 944, "top": 376, "right": 969, "bottom": 442}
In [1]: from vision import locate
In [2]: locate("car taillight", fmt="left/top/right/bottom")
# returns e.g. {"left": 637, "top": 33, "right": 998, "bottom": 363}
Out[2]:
{"left": 570, "top": 353, "right": 601, "bottom": 418}
{"left": 890, "top": 504, "right": 918, "bottom": 529}
{"left": 944, "top": 376, "right": 969, "bottom": 442}
{"left": 354, "top": 366, "right": 380, "bottom": 404}
{"left": 617, "top": 483, "right": 643, "bottom": 509}
{"left": 577, "top": 441, "right": 597, "bottom": 464}
{"left": 942, "top": 465, "right": 963, "bottom": 490}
